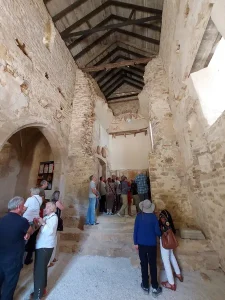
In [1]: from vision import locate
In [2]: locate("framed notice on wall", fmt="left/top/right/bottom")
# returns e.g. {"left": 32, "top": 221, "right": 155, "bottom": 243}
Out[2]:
{"left": 37, "top": 161, "right": 54, "bottom": 190}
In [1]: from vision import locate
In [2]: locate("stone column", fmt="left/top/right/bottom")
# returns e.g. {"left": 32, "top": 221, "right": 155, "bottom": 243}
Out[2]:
{"left": 65, "top": 70, "right": 96, "bottom": 216}
{"left": 139, "top": 58, "right": 193, "bottom": 224}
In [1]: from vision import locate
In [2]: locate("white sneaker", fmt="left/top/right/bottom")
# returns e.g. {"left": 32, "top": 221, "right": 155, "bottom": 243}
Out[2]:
{"left": 117, "top": 213, "right": 121, "bottom": 217}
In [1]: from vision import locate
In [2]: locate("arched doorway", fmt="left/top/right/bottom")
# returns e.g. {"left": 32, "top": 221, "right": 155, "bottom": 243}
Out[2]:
{"left": 0, "top": 126, "right": 63, "bottom": 213}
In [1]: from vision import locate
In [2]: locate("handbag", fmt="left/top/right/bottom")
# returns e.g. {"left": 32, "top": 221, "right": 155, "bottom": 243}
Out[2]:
{"left": 56, "top": 207, "right": 63, "bottom": 231}
{"left": 161, "top": 228, "right": 178, "bottom": 250}
{"left": 57, "top": 217, "right": 63, "bottom": 231}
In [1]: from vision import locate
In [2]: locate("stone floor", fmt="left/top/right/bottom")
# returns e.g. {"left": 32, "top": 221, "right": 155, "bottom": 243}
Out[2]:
{"left": 14, "top": 214, "right": 225, "bottom": 299}
{"left": 15, "top": 254, "right": 225, "bottom": 300}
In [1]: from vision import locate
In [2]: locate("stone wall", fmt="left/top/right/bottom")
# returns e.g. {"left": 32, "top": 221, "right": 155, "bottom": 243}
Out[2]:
{"left": 65, "top": 71, "right": 113, "bottom": 216}
{"left": 0, "top": 0, "right": 78, "bottom": 201}
{"left": 108, "top": 100, "right": 139, "bottom": 116}
{"left": 139, "top": 57, "right": 193, "bottom": 224}
{"left": 159, "top": 0, "right": 225, "bottom": 270}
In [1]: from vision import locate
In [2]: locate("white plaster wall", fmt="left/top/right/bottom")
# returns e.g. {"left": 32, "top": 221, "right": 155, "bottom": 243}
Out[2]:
{"left": 109, "top": 133, "right": 150, "bottom": 170}
{"left": 212, "top": 0, "right": 225, "bottom": 38}
{"left": 191, "top": 38, "right": 225, "bottom": 126}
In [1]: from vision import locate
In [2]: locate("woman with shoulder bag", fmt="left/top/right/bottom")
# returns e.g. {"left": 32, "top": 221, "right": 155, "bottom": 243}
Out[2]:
{"left": 48, "top": 190, "right": 64, "bottom": 267}
{"left": 159, "top": 209, "right": 183, "bottom": 291}
{"left": 23, "top": 187, "right": 42, "bottom": 265}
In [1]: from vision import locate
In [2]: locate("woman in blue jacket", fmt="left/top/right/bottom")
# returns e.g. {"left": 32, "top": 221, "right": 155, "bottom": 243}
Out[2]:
{"left": 133, "top": 200, "right": 162, "bottom": 298}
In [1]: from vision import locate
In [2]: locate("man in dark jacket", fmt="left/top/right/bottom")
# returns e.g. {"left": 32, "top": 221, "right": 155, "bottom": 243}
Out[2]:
{"left": 0, "top": 196, "right": 33, "bottom": 300}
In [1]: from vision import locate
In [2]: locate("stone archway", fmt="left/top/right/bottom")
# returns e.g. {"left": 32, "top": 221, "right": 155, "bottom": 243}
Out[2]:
{"left": 0, "top": 121, "right": 65, "bottom": 211}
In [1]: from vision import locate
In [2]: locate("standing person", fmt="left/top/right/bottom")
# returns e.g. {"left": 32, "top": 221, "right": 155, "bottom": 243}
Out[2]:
{"left": 159, "top": 209, "right": 183, "bottom": 291}
{"left": 48, "top": 190, "right": 64, "bottom": 267}
{"left": 86, "top": 175, "right": 99, "bottom": 225}
{"left": 117, "top": 176, "right": 130, "bottom": 217}
{"left": 127, "top": 178, "right": 132, "bottom": 216}
{"left": 105, "top": 178, "right": 116, "bottom": 215}
{"left": 39, "top": 180, "right": 48, "bottom": 218}
{"left": 131, "top": 180, "right": 140, "bottom": 213}
{"left": 135, "top": 172, "right": 149, "bottom": 202}
{"left": 24, "top": 187, "right": 42, "bottom": 265}
{"left": 0, "top": 197, "right": 33, "bottom": 300}
{"left": 99, "top": 176, "right": 106, "bottom": 213}
{"left": 30, "top": 202, "right": 58, "bottom": 300}
{"left": 133, "top": 200, "right": 162, "bottom": 298}
{"left": 115, "top": 177, "right": 121, "bottom": 211}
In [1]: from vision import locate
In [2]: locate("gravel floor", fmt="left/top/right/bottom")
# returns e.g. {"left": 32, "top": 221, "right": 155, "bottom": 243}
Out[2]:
{"left": 15, "top": 254, "right": 225, "bottom": 300}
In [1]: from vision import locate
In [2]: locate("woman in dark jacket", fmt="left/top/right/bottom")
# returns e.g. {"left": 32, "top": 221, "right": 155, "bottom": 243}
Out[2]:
{"left": 133, "top": 200, "right": 162, "bottom": 298}
{"left": 159, "top": 210, "right": 183, "bottom": 291}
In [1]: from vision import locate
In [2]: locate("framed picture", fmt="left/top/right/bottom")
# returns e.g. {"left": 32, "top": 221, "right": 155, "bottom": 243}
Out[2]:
{"left": 37, "top": 161, "right": 54, "bottom": 191}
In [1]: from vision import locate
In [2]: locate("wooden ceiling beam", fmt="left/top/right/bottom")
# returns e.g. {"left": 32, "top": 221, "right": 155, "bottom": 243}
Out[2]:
{"left": 68, "top": 15, "right": 114, "bottom": 50}
{"left": 107, "top": 93, "right": 139, "bottom": 102}
{"left": 111, "top": 1, "right": 162, "bottom": 15}
{"left": 73, "top": 30, "right": 115, "bottom": 61}
{"left": 105, "top": 78, "right": 124, "bottom": 98}
{"left": 60, "top": 1, "right": 162, "bottom": 37}
{"left": 123, "top": 77, "right": 144, "bottom": 89}
{"left": 52, "top": 0, "right": 88, "bottom": 22}
{"left": 116, "top": 28, "right": 160, "bottom": 45}
{"left": 81, "top": 57, "right": 153, "bottom": 72}
{"left": 112, "top": 14, "right": 161, "bottom": 32}
{"left": 95, "top": 55, "right": 145, "bottom": 82}
{"left": 74, "top": 27, "right": 159, "bottom": 62}
{"left": 100, "top": 68, "right": 144, "bottom": 91}
{"left": 66, "top": 15, "right": 161, "bottom": 38}
{"left": 102, "top": 73, "right": 123, "bottom": 94}
{"left": 61, "top": 2, "right": 110, "bottom": 38}
{"left": 109, "top": 128, "right": 148, "bottom": 137}
{"left": 100, "top": 69, "right": 121, "bottom": 91}
{"left": 92, "top": 45, "right": 147, "bottom": 69}
{"left": 101, "top": 69, "right": 144, "bottom": 92}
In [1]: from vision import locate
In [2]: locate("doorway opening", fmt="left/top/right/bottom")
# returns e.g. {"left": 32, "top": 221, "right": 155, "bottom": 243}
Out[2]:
{"left": 0, "top": 127, "right": 56, "bottom": 213}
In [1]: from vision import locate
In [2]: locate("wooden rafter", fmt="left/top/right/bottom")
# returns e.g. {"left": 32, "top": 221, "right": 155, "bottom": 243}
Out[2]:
{"left": 105, "top": 76, "right": 143, "bottom": 98}
{"left": 107, "top": 93, "right": 139, "bottom": 101}
{"left": 105, "top": 78, "right": 124, "bottom": 98}
{"left": 100, "top": 68, "right": 144, "bottom": 91}
{"left": 56, "top": 1, "right": 162, "bottom": 35}
{"left": 66, "top": 15, "right": 161, "bottom": 38}
{"left": 113, "top": 14, "right": 161, "bottom": 32}
{"left": 61, "top": 2, "right": 110, "bottom": 38}
{"left": 81, "top": 57, "right": 153, "bottom": 72}
{"left": 116, "top": 28, "right": 160, "bottom": 45}
{"left": 73, "top": 30, "right": 115, "bottom": 61}
{"left": 90, "top": 45, "right": 147, "bottom": 70}
{"left": 73, "top": 27, "right": 158, "bottom": 61}
{"left": 68, "top": 15, "right": 114, "bottom": 50}
{"left": 95, "top": 55, "right": 145, "bottom": 82}
{"left": 124, "top": 77, "right": 144, "bottom": 89}
{"left": 109, "top": 128, "right": 148, "bottom": 137}
{"left": 52, "top": 0, "right": 88, "bottom": 22}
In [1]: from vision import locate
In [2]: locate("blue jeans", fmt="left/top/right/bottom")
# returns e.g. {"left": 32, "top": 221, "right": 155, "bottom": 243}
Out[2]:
{"left": 86, "top": 197, "right": 96, "bottom": 225}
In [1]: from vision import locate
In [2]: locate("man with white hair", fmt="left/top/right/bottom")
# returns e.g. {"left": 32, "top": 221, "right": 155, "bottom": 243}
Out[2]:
{"left": 24, "top": 187, "right": 42, "bottom": 265}
{"left": 0, "top": 196, "right": 33, "bottom": 300}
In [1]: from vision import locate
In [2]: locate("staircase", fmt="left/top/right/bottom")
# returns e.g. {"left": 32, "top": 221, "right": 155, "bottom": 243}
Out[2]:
{"left": 60, "top": 209, "right": 220, "bottom": 272}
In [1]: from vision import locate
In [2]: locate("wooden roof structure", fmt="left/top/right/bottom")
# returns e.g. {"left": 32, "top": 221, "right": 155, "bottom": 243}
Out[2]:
{"left": 44, "top": 0, "right": 164, "bottom": 101}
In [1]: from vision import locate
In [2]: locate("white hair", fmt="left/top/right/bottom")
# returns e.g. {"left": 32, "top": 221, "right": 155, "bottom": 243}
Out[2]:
{"left": 8, "top": 196, "right": 24, "bottom": 211}
{"left": 30, "top": 187, "right": 40, "bottom": 196}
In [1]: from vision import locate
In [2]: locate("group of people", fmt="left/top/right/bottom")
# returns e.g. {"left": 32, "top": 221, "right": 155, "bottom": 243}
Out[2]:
{"left": 134, "top": 199, "right": 183, "bottom": 297}
{"left": 86, "top": 173, "right": 183, "bottom": 298}
{"left": 86, "top": 172, "right": 151, "bottom": 225}
{"left": 0, "top": 180, "right": 64, "bottom": 300}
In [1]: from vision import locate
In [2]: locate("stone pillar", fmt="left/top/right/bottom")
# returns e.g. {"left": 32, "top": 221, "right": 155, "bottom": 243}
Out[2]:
{"left": 139, "top": 58, "right": 193, "bottom": 224}
{"left": 65, "top": 70, "right": 96, "bottom": 216}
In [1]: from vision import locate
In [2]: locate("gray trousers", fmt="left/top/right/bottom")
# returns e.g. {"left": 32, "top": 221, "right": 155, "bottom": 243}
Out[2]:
{"left": 34, "top": 248, "right": 53, "bottom": 299}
